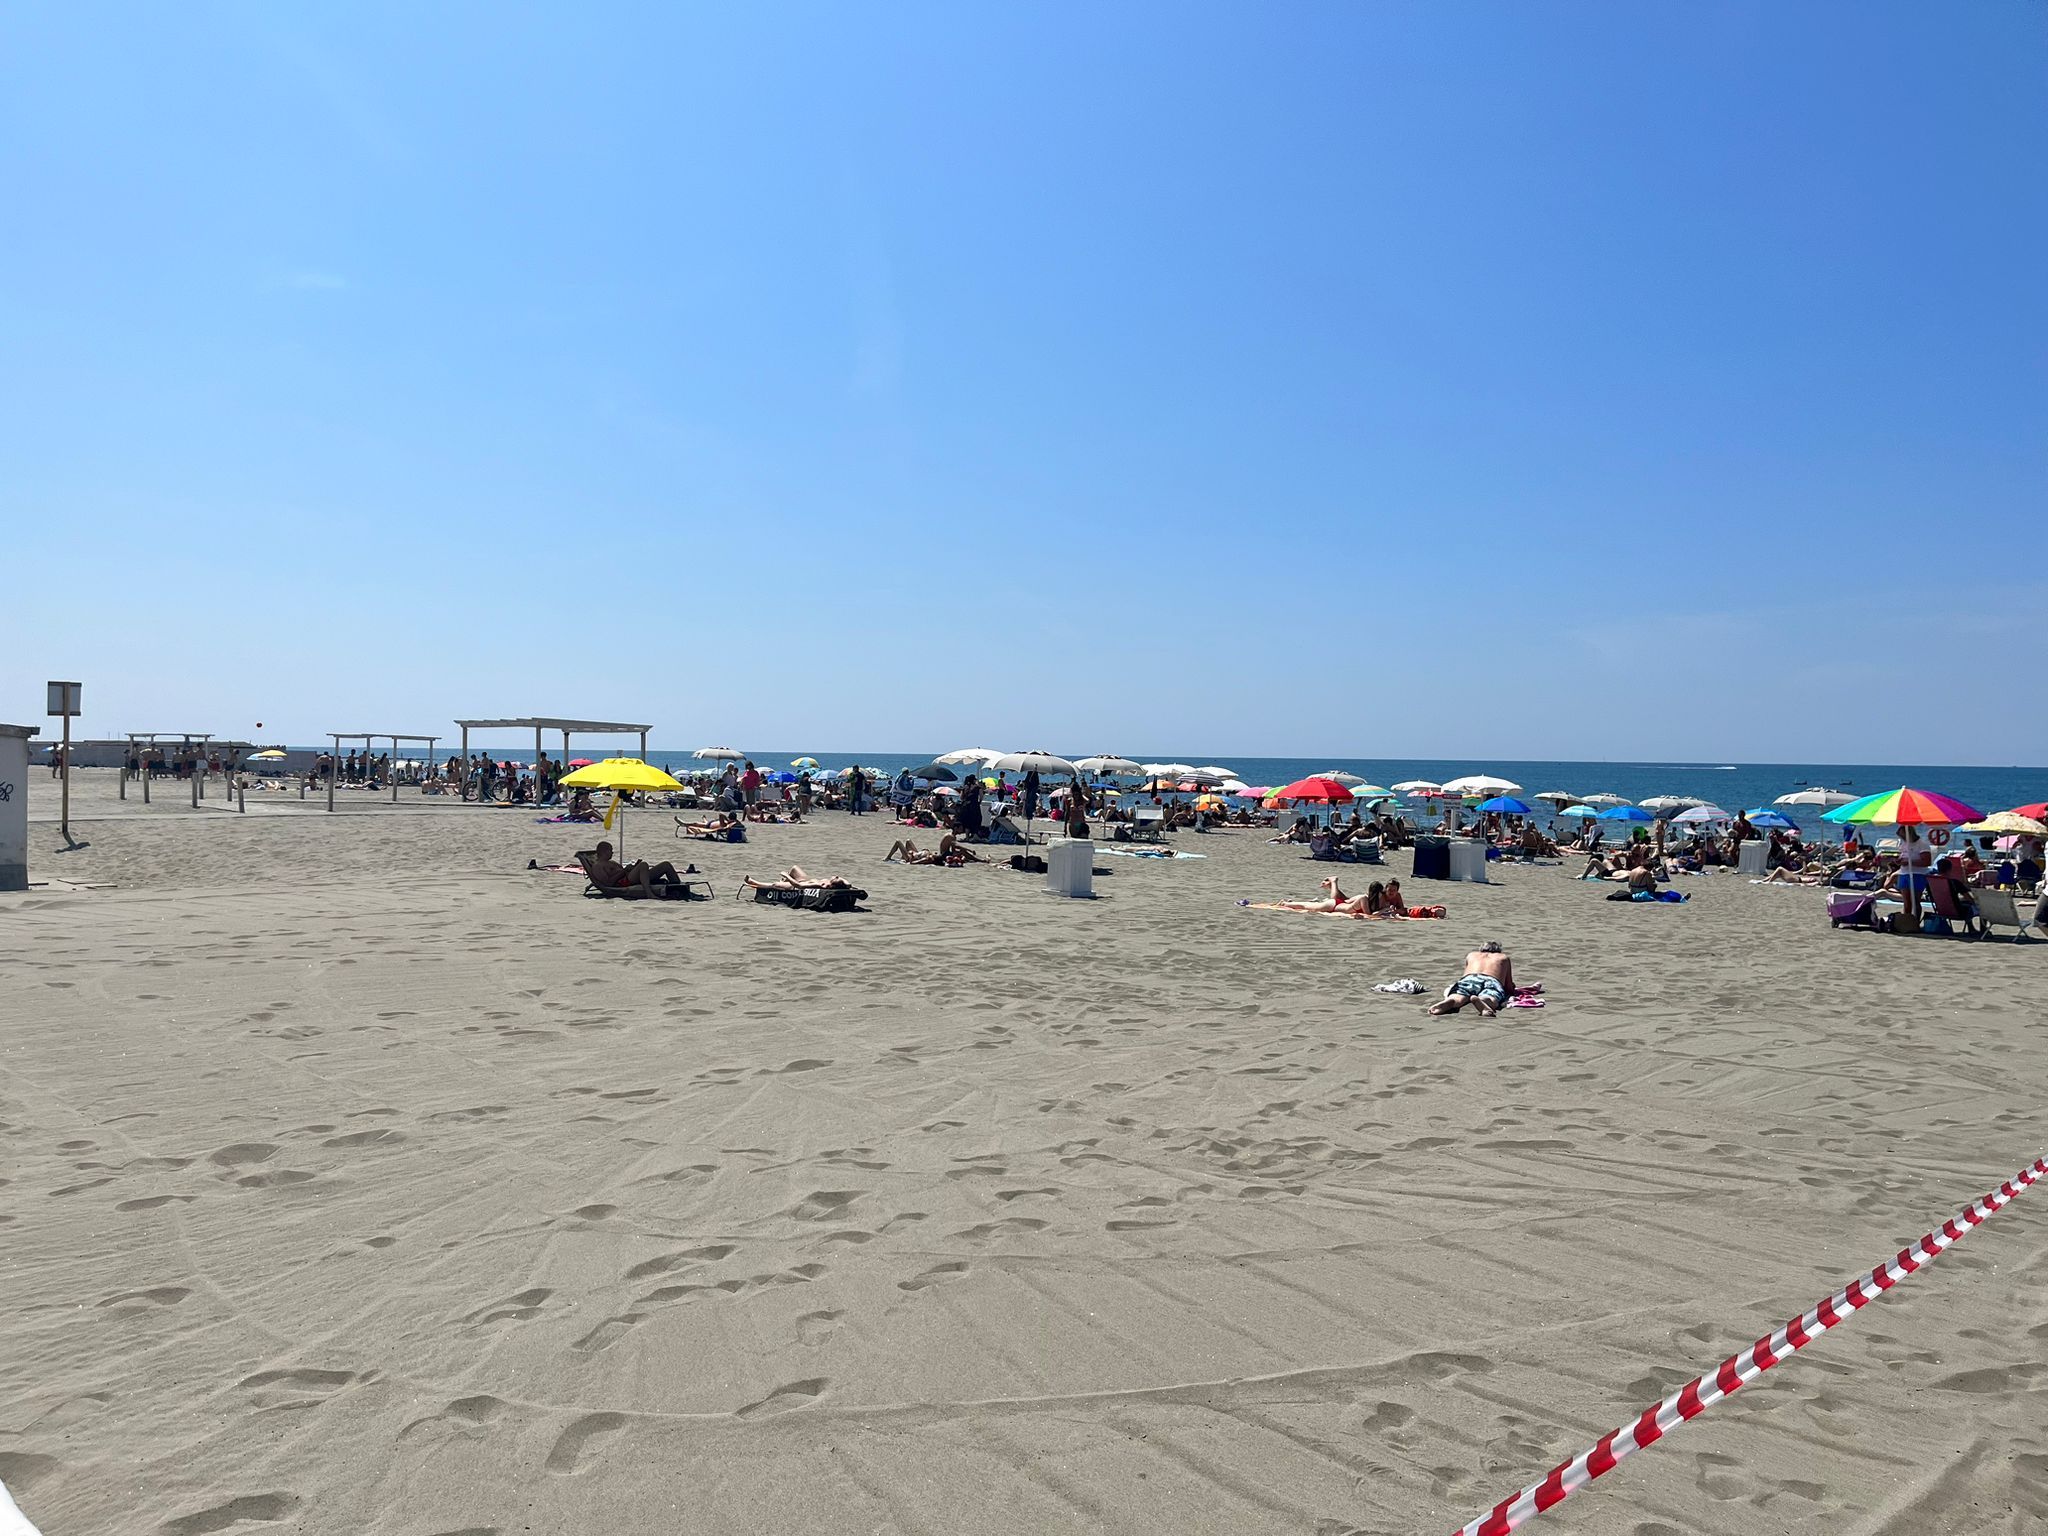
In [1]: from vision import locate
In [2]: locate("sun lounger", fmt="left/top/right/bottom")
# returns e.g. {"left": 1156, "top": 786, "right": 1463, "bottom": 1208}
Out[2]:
{"left": 1974, "top": 889, "right": 2034, "bottom": 942}
{"left": 576, "top": 851, "right": 712, "bottom": 901}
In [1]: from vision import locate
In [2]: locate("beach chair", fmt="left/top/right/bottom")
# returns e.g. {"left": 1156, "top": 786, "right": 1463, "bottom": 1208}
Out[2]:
{"left": 1974, "top": 890, "right": 2034, "bottom": 942}
{"left": 1129, "top": 807, "right": 1168, "bottom": 842}
{"left": 676, "top": 817, "right": 746, "bottom": 843}
{"left": 1925, "top": 876, "right": 1986, "bottom": 939}
{"left": 576, "top": 851, "right": 711, "bottom": 901}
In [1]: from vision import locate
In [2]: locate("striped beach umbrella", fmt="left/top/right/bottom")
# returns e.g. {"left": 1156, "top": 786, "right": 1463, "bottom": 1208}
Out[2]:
{"left": 1822, "top": 787, "right": 1982, "bottom": 828}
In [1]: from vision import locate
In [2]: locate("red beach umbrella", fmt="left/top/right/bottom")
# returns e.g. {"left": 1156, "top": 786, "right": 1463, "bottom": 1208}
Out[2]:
{"left": 1270, "top": 776, "right": 1356, "bottom": 805}
{"left": 2010, "top": 802, "right": 2047, "bottom": 821}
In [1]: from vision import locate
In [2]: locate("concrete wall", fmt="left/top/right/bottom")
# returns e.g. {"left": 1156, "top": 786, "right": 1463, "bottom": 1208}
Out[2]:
{"left": 0, "top": 727, "right": 32, "bottom": 891}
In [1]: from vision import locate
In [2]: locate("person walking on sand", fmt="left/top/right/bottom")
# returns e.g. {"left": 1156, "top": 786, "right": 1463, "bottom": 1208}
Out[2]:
{"left": 1429, "top": 941, "right": 1515, "bottom": 1017}
{"left": 847, "top": 765, "right": 865, "bottom": 816}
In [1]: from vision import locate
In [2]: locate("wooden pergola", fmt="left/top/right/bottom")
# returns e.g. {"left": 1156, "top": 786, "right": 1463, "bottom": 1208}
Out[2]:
{"left": 324, "top": 733, "right": 442, "bottom": 810}
{"left": 453, "top": 717, "right": 651, "bottom": 790}
{"left": 119, "top": 733, "right": 255, "bottom": 803}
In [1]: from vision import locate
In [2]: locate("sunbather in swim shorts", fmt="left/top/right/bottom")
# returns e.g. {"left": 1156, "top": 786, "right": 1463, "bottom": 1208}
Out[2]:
{"left": 1446, "top": 974, "right": 1508, "bottom": 1008}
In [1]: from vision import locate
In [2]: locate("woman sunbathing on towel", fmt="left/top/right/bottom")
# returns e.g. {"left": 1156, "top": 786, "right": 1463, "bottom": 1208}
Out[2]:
{"left": 885, "top": 833, "right": 984, "bottom": 866}
{"left": 1244, "top": 876, "right": 1380, "bottom": 917}
{"left": 744, "top": 866, "right": 854, "bottom": 892}
{"left": 679, "top": 812, "right": 742, "bottom": 838}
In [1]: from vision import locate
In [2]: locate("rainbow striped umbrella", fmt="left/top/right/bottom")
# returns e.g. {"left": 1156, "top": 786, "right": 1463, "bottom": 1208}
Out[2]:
{"left": 1821, "top": 787, "right": 1983, "bottom": 827}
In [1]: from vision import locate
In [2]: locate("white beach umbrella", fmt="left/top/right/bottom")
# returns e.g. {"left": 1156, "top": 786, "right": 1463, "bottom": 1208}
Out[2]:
{"left": 692, "top": 746, "right": 746, "bottom": 761}
{"left": 1639, "top": 794, "right": 1703, "bottom": 814}
{"left": 992, "top": 750, "right": 1079, "bottom": 777}
{"left": 1317, "top": 770, "right": 1367, "bottom": 786}
{"left": 1441, "top": 774, "right": 1522, "bottom": 796}
{"left": 1669, "top": 804, "right": 1731, "bottom": 824}
{"left": 1775, "top": 787, "right": 1856, "bottom": 809}
{"left": 1391, "top": 779, "right": 1441, "bottom": 794}
{"left": 1194, "top": 765, "right": 1237, "bottom": 779}
{"left": 1531, "top": 790, "right": 1580, "bottom": 806}
{"left": 935, "top": 747, "right": 1002, "bottom": 766}
{"left": 1141, "top": 762, "right": 1195, "bottom": 778}
{"left": 1073, "top": 756, "right": 1144, "bottom": 777}
{"left": 1217, "top": 779, "right": 1251, "bottom": 796}
{"left": 1579, "top": 792, "right": 1632, "bottom": 807}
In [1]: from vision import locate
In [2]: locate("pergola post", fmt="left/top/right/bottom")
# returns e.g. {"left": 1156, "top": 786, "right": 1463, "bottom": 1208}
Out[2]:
{"left": 142, "top": 738, "right": 150, "bottom": 803}
{"left": 460, "top": 725, "right": 469, "bottom": 791}
{"left": 639, "top": 728, "right": 648, "bottom": 760}
{"left": 390, "top": 736, "right": 400, "bottom": 803}
{"left": 328, "top": 734, "right": 338, "bottom": 812}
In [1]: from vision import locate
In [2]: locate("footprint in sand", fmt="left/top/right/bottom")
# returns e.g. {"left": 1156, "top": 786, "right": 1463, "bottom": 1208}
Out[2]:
{"left": 571, "top": 1315, "right": 644, "bottom": 1355}
{"left": 463, "top": 1288, "right": 552, "bottom": 1325}
{"left": 159, "top": 1493, "right": 302, "bottom": 1534}
{"left": 323, "top": 1129, "right": 406, "bottom": 1149}
{"left": 623, "top": 1244, "right": 736, "bottom": 1281}
{"left": 735, "top": 1379, "right": 827, "bottom": 1418}
{"left": 545, "top": 1412, "right": 628, "bottom": 1474}
{"left": 400, "top": 1395, "right": 509, "bottom": 1440}
{"left": 796, "top": 1311, "right": 844, "bottom": 1346}
{"left": 788, "top": 1191, "right": 860, "bottom": 1222}
{"left": 98, "top": 1286, "right": 191, "bottom": 1311}
{"left": 209, "top": 1143, "right": 278, "bottom": 1168}
{"left": 954, "top": 1218, "right": 1048, "bottom": 1241}
{"left": 117, "top": 1194, "right": 197, "bottom": 1212}
{"left": 237, "top": 1368, "right": 360, "bottom": 1409}
{"left": 898, "top": 1261, "right": 970, "bottom": 1292}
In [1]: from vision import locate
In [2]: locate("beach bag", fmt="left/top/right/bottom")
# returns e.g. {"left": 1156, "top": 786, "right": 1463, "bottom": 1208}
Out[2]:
{"left": 1009, "top": 854, "right": 1047, "bottom": 874}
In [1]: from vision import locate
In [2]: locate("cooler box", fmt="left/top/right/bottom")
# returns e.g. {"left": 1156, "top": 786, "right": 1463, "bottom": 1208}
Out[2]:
{"left": 1447, "top": 839, "right": 1490, "bottom": 883}
{"left": 1045, "top": 838, "right": 1095, "bottom": 898}
{"left": 1412, "top": 836, "right": 1450, "bottom": 881}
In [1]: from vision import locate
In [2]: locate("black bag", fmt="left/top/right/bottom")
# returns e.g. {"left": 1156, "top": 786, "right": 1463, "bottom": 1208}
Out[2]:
{"left": 1009, "top": 854, "right": 1047, "bottom": 874}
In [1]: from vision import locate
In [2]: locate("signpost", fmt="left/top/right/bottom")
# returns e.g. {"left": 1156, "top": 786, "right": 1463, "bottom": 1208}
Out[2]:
{"left": 46, "top": 681, "right": 80, "bottom": 846}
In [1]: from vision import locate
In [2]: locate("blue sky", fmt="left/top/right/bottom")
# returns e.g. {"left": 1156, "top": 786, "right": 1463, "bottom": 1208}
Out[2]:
{"left": 3, "top": 2, "right": 2042, "bottom": 762}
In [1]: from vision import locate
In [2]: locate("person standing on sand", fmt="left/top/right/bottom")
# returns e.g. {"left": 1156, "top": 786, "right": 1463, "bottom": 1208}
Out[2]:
{"left": 1429, "top": 942, "right": 1515, "bottom": 1017}
{"left": 1021, "top": 767, "right": 1041, "bottom": 822}
{"left": 847, "top": 765, "right": 865, "bottom": 815}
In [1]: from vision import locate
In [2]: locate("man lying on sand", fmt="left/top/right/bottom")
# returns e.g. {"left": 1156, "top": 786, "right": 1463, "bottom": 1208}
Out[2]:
{"left": 583, "top": 841, "right": 687, "bottom": 895}
{"left": 1429, "top": 941, "right": 1514, "bottom": 1016}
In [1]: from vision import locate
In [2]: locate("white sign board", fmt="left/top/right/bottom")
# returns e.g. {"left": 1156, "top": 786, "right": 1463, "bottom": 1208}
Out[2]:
{"left": 46, "top": 681, "right": 81, "bottom": 717}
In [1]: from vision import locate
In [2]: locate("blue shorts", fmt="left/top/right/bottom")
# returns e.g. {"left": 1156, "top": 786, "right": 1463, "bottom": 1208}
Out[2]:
{"left": 1450, "top": 974, "right": 1507, "bottom": 1006}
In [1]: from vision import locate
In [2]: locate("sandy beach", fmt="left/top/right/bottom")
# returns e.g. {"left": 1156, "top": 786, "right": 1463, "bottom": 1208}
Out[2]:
{"left": 4, "top": 772, "right": 2045, "bottom": 1536}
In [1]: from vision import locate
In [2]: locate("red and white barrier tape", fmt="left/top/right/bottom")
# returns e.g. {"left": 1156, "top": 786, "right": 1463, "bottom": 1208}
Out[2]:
{"left": 1452, "top": 1156, "right": 2048, "bottom": 1536}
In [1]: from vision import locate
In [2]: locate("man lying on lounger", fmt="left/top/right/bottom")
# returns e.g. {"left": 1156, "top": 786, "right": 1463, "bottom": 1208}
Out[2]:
{"left": 583, "top": 841, "right": 687, "bottom": 896}
{"left": 1428, "top": 942, "right": 1515, "bottom": 1017}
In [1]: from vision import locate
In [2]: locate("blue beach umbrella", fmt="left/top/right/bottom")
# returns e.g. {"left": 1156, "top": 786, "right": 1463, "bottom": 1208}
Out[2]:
{"left": 1555, "top": 804, "right": 1598, "bottom": 819}
{"left": 1597, "top": 805, "right": 1656, "bottom": 823}
{"left": 1745, "top": 808, "right": 1798, "bottom": 830}
{"left": 1474, "top": 795, "right": 1533, "bottom": 815}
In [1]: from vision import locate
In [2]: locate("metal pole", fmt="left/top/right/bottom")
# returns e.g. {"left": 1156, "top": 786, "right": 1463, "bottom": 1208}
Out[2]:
{"left": 639, "top": 729, "right": 648, "bottom": 761}
{"left": 391, "top": 737, "right": 399, "bottom": 803}
{"left": 460, "top": 725, "right": 468, "bottom": 793}
{"left": 59, "top": 712, "right": 71, "bottom": 843}
{"left": 327, "top": 736, "right": 337, "bottom": 812}
{"left": 142, "top": 742, "right": 150, "bottom": 804}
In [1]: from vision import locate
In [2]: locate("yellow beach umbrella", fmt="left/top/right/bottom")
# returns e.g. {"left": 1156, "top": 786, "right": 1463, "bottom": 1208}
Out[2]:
{"left": 250, "top": 749, "right": 287, "bottom": 760}
{"left": 559, "top": 757, "right": 683, "bottom": 856}
{"left": 1959, "top": 811, "right": 2048, "bottom": 837}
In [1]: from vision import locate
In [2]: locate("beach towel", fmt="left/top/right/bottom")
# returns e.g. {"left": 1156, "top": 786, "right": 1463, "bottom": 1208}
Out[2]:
{"left": 534, "top": 813, "right": 599, "bottom": 824}
{"left": 1508, "top": 989, "right": 1545, "bottom": 1008}
{"left": 1098, "top": 846, "right": 1205, "bottom": 860}
{"left": 1372, "top": 979, "right": 1423, "bottom": 994}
